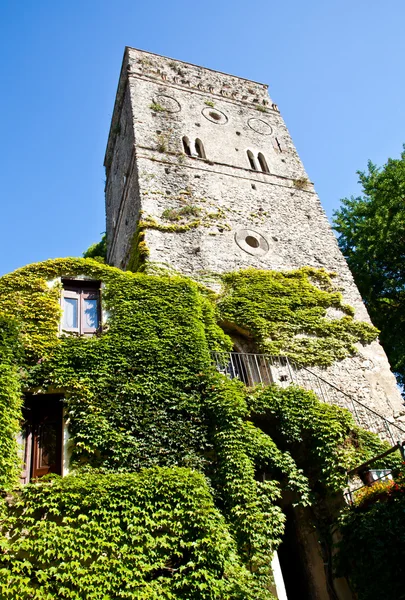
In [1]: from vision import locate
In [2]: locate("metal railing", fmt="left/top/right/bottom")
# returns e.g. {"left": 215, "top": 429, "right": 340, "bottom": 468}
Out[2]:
{"left": 344, "top": 441, "right": 405, "bottom": 505}
{"left": 211, "top": 351, "right": 405, "bottom": 447}
{"left": 344, "top": 469, "right": 394, "bottom": 505}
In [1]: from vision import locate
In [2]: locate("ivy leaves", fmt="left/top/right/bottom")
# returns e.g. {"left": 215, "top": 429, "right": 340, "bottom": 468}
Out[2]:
{"left": 0, "top": 469, "right": 261, "bottom": 599}
{"left": 218, "top": 268, "right": 378, "bottom": 366}
{"left": 0, "top": 259, "right": 390, "bottom": 597}
{"left": 0, "top": 316, "right": 23, "bottom": 490}
{"left": 336, "top": 470, "right": 405, "bottom": 600}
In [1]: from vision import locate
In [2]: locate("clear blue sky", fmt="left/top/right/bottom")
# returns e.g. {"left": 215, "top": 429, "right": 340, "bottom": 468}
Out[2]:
{"left": 1, "top": 0, "right": 404, "bottom": 275}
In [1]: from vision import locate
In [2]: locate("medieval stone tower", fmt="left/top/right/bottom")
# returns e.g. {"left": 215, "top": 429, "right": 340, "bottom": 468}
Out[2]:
{"left": 104, "top": 47, "right": 403, "bottom": 420}
{"left": 1, "top": 45, "right": 405, "bottom": 600}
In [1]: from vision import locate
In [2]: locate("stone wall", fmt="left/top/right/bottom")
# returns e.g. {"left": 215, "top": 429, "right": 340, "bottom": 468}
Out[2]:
{"left": 104, "top": 47, "right": 404, "bottom": 418}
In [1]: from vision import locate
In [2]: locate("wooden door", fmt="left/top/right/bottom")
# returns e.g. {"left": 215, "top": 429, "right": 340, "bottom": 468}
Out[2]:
{"left": 24, "top": 395, "right": 63, "bottom": 480}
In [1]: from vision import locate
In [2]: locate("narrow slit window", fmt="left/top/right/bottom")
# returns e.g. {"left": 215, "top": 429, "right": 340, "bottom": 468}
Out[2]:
{"left": 195, "top": 139, "right": 206, "bottom": 159}
{"left": 182, "top": 136, "right": 191, "bottom": 156}
{"left": 247, "top": 150, "right": 257, "bottom": 171}
{"left": 257, "top": 153, "right": 270, "bottom": 173}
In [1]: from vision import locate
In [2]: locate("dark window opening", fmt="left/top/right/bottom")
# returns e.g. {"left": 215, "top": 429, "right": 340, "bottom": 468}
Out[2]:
{"left": 61, "top": 279, "right": 101, "bottom": 335}
{"left": 245, "top": 235, "right": 260, "bottom": 248}
{"left": 195, "top": 138, "right": 206, "bottom": 159}
{"left": 182, "top": 136, "right": 191, "bottom": 156}
{"left": 247, "top": 150, "right": 257, "bottom": 171}
{"left": 257, "top": 153, "right": 270, "bottom": 173}
{"left": 20, "top": 394, "right": 63, "bottom": 483}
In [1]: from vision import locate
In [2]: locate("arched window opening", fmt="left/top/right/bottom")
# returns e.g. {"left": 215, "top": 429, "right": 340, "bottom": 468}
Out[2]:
{"left": 247, "top": 150, "right": 257, "bottom": 171}
{"left": 182, "top": 136, "right": 191, "bottom": 156}
{"left": 257, "top": 153, "right": 270, "bottom": 173}
{"left": 195, "top": 138, "right": 206, "bottom": 159}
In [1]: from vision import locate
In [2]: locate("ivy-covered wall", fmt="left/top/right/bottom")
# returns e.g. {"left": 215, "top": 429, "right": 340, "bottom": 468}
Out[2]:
{"left": 0, "top": 315, "right": 23, "bottom": 492}
{"left": 0, "top": 258, "right": 397, "bottom": 598}
{"left": 0, "top": 469, "right": 263, "bottom": 599}
{"left": 218, "top": 268, "right": 378, "bottom": 366}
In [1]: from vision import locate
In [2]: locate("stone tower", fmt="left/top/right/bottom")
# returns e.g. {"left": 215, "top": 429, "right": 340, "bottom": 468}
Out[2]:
{"left": 104, "top": 47, "right": 403, "bottom": 419}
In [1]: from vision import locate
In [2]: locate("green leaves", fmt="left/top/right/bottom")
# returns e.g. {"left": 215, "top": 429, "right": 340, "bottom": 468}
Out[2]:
{"left": 0, "top": 469, "right": 260, "bottom": 599}
{"left": 248, "top": 385, "right": 392, "bottom": 492}
{"left": 83, "top": 234, "right": 107, "bottom": 263}
{"left": 333, "top": 147, "right": 405, "bottom": 390}
{"left": 0, "top": 315, "right": 24, "bottom": 490}
{"left": 218, "top": 268, "right": 378, "bottom": 366}
{"left": 0, "top": 259, "right": 391, "bottom": 597}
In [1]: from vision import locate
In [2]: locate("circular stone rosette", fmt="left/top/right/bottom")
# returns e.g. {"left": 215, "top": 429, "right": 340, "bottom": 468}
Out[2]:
{"left": 201, "top": 107, "right": 228, "bottom": 124}
{"left": 235, "top": 229, "right": 269, "bottom": 256}
{"left": 247, "top": 118, "right": 272, "bottom": 135}
{"left": 154, "top": 94, "right": 181, "bottom": 113}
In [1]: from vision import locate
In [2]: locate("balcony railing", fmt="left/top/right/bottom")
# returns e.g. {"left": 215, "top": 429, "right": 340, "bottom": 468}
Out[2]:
{"left": 211, "top": 351, "right": 405, "bottom": 447}
{"left": 344, "top": 441, "right": 405, "bottom": 505}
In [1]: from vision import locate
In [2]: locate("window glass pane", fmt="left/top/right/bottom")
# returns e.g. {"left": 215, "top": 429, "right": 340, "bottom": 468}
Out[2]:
{"left": 63, "top": 297, "right": 78, "bottom": 329}
{"left": 37, "top": 422, "right": 57, "bottom": 468}
{"left": 83, "top": 298, "right": 99, "bottom": 329}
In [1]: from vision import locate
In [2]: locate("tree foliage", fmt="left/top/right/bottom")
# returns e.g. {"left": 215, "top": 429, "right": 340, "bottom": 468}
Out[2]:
{"left": 333, "top": 148, "right": 405, "bottom": 389}
{"left": 83, "top": 233, "right": 107, "bottom": 263}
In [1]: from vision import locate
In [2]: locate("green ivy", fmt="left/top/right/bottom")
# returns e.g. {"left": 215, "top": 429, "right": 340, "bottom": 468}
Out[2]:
{"left": 247, "top": 385, "right": 391, "bottom": 492}
{"left": 0, "top": 259, "right": 391, "bottom": 597}
{"left": 0, "top": 315, "right": 23, "bottom": 491}
{"left": 0, "top": 469, "right": 264, "bottom": 599}
{"left": 200, "top": 375, "right": 286, "bottom": 583}
{"left": 218, "top": 268, "right": 378, "bottom": 366}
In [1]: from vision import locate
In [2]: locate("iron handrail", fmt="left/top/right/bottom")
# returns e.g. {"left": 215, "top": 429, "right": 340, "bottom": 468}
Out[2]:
{"left": 211, "top": 351, "right": 405, "bottom": 446}
{"left": 344, "top": 469, "right": 395, "bottom": 505}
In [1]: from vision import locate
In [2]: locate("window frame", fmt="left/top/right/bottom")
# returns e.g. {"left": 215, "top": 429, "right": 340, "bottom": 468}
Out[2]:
{"left": 61, "top": 279, "right": 102, "bottom": 336}
{"left": 19, "top": 394, "right": 64, "bottom": 484}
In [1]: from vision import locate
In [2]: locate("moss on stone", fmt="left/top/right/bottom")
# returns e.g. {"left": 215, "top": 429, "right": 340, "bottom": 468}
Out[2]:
{"left": 127, "top": 222, "right": 150, "bottom": 273}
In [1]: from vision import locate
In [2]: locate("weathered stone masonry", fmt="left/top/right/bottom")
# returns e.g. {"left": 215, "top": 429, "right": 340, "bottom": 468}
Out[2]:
{"left": 104, "top": 47, "right": 404, "bottom": 418}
